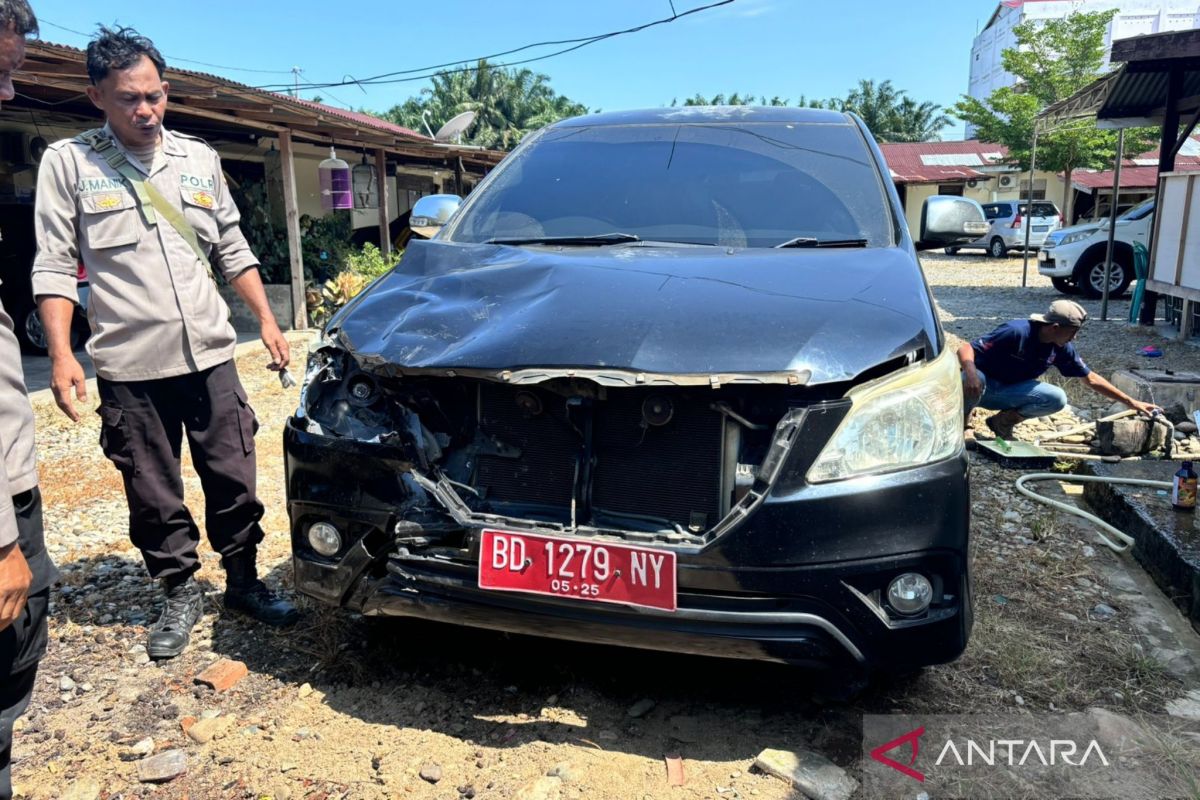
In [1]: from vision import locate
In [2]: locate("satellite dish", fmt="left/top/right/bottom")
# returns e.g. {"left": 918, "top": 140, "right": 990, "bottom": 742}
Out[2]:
{"left": 434, "top": 111, "right": 477, "bottom": 143}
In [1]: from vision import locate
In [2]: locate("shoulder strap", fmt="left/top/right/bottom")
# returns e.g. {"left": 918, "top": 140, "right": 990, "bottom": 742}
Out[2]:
{"left": 76, "top": 129, "right": 216, "bottom": 282}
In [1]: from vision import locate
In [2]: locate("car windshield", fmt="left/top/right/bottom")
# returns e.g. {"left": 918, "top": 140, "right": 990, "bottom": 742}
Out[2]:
{"left": 1119, "top": 197, "right": 1155, "bottom": 221}
{"left": 442, "top": 120, "right": 894, "bottom": 248}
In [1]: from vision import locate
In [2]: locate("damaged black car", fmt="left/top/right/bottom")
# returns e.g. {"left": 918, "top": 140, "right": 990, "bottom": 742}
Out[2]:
{"left": 285, "top": 107, "right": 988, "bottom": 680}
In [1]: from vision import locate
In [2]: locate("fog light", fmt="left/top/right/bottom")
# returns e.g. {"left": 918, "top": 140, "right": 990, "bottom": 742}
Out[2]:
{"left": 307, "top": 522, "right": 342, "bottom": 556}
{"left": 887, "top": 573, "right": 933, "bottom": 616}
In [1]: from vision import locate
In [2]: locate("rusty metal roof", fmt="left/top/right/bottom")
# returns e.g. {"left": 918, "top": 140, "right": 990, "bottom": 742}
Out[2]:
{"left": 11, "top": 41, "right": 505, "bottom": 168}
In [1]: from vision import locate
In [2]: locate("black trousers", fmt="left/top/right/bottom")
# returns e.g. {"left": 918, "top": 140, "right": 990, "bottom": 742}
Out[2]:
{"left": 97, "top": 359, "right": 264, "bottom": 582}
{"left": 1, "top": 489, "right": 51, "bottom": 800}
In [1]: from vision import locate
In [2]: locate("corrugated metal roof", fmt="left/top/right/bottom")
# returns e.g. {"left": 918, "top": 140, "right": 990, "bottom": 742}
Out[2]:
{"left": 880, "top": 140, "right": 1011, "bottom": 184}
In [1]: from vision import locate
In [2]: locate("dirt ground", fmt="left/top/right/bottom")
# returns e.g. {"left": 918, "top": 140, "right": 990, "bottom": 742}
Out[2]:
{"left": 10, "top": 253, "right": 1200, "bottom": 800}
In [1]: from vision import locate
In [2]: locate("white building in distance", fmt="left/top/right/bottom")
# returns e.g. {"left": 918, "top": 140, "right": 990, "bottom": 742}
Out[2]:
{"left": 967, "top": 0, "right": 1200, "bottom": 134}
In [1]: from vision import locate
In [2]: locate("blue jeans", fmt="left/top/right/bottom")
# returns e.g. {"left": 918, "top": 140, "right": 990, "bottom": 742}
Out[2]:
{"left": 963, "top": 368, "right": 1068, "bottom": 419}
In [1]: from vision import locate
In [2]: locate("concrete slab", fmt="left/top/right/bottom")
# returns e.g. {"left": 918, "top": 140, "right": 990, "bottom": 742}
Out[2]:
{"left": 1083, "top": 460, "right": 1200, "bottom": 630}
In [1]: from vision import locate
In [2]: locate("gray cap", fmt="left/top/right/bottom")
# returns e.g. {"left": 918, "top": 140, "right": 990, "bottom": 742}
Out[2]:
{"left": 1031, "top": 299, "right": 1087, "bottom": 328}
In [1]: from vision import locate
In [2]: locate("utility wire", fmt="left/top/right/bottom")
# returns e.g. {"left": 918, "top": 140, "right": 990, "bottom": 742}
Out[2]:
{"left": 38, "top": 17, "right": 296, "bottom": 74}
{"left": 250, "top": 0, "right": 734, "bottom": 92}
{"left": 29, "top": 2, "right": 732, "bottom": 121}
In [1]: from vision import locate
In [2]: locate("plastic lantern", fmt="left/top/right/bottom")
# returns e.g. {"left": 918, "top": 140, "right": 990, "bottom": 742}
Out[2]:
{"left": 318, "top": 146, "right": 352, "bottom": 210}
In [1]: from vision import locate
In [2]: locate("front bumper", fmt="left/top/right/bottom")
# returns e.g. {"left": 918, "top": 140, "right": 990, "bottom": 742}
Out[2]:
{"left": 1037, "top": 247, "right": 1075, "bottom": 277}
{"left": 284, "top": 416, "right": 973, "bottom": 672}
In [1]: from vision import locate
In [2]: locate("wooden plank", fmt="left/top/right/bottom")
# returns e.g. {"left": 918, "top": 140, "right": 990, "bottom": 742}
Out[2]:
{"left": 375, "top": 148, "right": 391, "bottom": 259}
{"left": 184, "top": 97, "right": 274, "bottom": 112}
{"left": 171, "top": 101, "right": 286, "bottom": 132}
{"left": 1146, "top": 278, "right": 1200, "bottom": 304}
{"left": 1111, "top": 30, "right": 1200, "bottom": 63}
{"left": 1174, "top": 174, "right": 1196, "bottom": 286}
{"left": 1149, "top": 173, "right": 1169, "bottom": 283}
{"left": 1181, "top": 300, "right": 1195, "bottom": 341}
{"left": 278, "top": 131, "right": 307, "bottom": 330}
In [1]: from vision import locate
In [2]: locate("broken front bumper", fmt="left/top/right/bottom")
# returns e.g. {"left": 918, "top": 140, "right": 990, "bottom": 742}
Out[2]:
{"left": 284, "top": 416, "right": 973, "bottom": 672}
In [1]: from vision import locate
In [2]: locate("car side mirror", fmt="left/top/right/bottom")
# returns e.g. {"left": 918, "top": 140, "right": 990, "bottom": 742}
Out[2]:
{"left": 916, "top": 196, "right": 990, "bottom": 251}
{"left": 410, "top": 194, "right": 462, "bottom": 239}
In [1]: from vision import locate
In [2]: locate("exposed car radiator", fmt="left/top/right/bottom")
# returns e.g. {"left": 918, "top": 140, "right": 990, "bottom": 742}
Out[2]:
{"left": 475, "top": 383, "right": 578, "bottom": 510}
{"left": 473, "top": 383, "right": 725, "bottom": 530}
{"left": 591, "top": 390, "right": 724, "bottom": 530}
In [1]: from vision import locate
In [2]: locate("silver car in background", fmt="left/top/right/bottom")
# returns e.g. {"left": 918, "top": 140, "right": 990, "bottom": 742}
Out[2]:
{"left": 944, "top": 200, "right": 1062, "bottom": 258}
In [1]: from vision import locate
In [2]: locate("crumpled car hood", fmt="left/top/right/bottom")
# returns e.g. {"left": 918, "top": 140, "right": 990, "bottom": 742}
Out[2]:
{"left": 330, "top": 240, "right": 939, "bottom": 385}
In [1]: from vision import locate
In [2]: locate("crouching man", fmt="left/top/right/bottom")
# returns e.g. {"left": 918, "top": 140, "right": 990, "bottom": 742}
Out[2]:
{"left": 958, "top": 299, "right": 1159, "bottom": 440}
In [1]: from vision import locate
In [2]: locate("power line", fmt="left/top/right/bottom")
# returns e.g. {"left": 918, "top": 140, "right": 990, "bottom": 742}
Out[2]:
{"left": 249, "top": 0, "right": 734, "bottom": 92}
{"left": 30, "top": 2, "right": 733, "bottom": 120}
{"left": 37, "top": 18, "right": 296, "bottom": 75}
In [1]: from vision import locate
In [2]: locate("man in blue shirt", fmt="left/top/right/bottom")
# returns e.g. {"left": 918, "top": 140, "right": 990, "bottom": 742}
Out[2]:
{"left": 958, "top": 299, "right": 1159, "bottom": 440}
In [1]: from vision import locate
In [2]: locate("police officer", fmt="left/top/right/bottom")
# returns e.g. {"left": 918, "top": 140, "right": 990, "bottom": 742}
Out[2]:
{"left": 0, "top": 4, "right": 55, "bottom": 796}
{"left": 33, "top": 26, "right": 297, "bottom": 661}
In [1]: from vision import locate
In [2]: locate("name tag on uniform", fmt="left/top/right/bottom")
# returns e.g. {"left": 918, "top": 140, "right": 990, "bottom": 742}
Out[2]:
{"left": 78, "top": 176, "right": 126, "bottom": 194}
{"left": 79, "top": 176, "right": 135, "bottom": 214}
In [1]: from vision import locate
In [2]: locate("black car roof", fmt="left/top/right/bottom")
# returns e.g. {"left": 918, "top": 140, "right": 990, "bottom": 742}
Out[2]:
{"left": 551, "top": 106, "right": 853, "bottom": 128}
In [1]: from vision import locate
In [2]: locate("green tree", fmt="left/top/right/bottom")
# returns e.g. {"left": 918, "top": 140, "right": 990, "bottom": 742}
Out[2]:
{"left": 665, "top": 82, "right": 951, "bottom": 141}
{"left": 832, "top": 79, "right": 952, "bottom": 142}
{"left": 378, "top": 60, "right": 589, "bottom": 151}
{"left": 953, "top": 10, "right": 1156, "bottom": 221}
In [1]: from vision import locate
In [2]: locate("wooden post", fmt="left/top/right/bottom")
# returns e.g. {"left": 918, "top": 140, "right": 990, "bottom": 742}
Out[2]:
{"left": 375, "top": 148, "right": 391, "bottom": 259}
{"left": 1101, "top": 128, "right": 1124, "bottom": 322}
{"left": 1022, "top": 131, "right": 1037, "bottom": 288}
{"left": 1142, "top": 66, "right": 1185, "bottom": 326}
{"left": 1180, "top": 300, "right": 1194, "bottom": 341}
{"left": 278, "top": 130, "right": 307, "bottom": 330}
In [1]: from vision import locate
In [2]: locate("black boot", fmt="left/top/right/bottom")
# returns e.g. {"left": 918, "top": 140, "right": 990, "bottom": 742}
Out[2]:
{"left": 222, "top": 551, "right": 300, "bottom": 627}
{"left": 148, "top": 575, "right": 204, "bottom": 660}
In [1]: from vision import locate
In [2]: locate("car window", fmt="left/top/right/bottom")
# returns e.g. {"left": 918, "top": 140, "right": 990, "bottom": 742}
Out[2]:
{"left": 982, "top": 203, "right": 1006, "bottom": 220}
{"left": 1119, "top": 197, "right": 1155, "bottom": 221}
{"left": 443, "top": 121, "right": 895, "bottom": 248}
{"left": 1033, "top": 202, "right": 1059, "bottom": 217}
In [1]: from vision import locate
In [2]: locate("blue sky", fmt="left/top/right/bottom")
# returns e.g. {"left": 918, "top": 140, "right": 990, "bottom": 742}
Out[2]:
{"left": 30, "top": 0, "right": 1000, "bottom": 139}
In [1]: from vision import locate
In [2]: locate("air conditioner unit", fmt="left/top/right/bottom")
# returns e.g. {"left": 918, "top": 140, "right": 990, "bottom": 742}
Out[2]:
{"left": 998, "top": 174, "right": 1016, "bottom": 189}
{"left": 0, "top": 132, "right": 48, "bottom": 166}
{"left": 966, "top": 178, "right": 979, "bottom": 188}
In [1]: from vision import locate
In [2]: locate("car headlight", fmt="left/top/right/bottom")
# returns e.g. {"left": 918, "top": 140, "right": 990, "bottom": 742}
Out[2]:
{"left": 1058, "top": 230, "right": 1095, "bottom": 246}
{"left": 807, "top": 346, "right": 962, "bottom": 483}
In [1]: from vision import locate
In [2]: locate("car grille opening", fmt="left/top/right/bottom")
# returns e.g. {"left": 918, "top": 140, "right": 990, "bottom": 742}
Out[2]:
{"left": 473, "top": 383, "right": 725, "bottom": 530}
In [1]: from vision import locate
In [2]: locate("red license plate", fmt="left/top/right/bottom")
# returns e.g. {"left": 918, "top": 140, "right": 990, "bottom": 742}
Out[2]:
{"left": 478, "top": 529, "right": 677, "bottom": 612}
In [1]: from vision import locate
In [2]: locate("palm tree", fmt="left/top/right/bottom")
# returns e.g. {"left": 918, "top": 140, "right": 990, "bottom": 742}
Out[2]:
{"left": 887, "top": 96, "right": 953, "bottom": 143}
{"left": 378, "top": 60, "right": 588, "bottom": 150}
{"left": 836, "top": 79, "right": 950, "bottom": 142}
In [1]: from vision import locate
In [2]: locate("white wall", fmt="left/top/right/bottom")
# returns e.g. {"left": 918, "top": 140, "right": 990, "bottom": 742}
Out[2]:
{"left": 900, "top": 170, "right": 1069, "bottom": 238}
{"left": 967, "top": 1, "right": 1200, "bottom": 135}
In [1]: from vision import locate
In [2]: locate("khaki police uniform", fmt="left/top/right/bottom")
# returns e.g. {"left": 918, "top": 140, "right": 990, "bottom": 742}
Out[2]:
{"left": 31, "top": 124, "right": 266, "bottom": 583}
{"left": 0, "top": 295, "right": 54, "bottom": 800}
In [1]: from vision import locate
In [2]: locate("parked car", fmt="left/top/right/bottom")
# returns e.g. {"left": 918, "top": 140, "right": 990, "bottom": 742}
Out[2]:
{"left": 0, "top": 204, "right": 90, "bottom": 354}
{"left": 285, "top": 107, "right": 985, "bottom": 684}
{"left": 1079, "top": 201, "right": 1137, "bottom": 224}
{"left": 944, "top": 199, "right": 1062, "bottom": 258}
{"left": 1038, "top": 197, "right": 1155, "bottom": 298}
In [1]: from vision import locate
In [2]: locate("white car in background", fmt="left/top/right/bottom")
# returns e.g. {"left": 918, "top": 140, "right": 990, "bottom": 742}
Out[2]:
{"left": 1037, "top": 197, "right": 1154, "bottom": 298}
{"left": 944, "top": 200, "right": 1062, "bottom": 258}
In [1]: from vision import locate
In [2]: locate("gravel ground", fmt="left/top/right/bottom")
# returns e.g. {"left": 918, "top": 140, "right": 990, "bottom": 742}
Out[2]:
{"left": 10, "top": 260, "right": 1200, "bottom": 800}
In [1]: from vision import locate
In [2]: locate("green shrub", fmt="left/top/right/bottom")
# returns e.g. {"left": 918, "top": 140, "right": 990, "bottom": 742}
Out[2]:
{"left": 343, "top": 242, "right": 401, "bottom": 280}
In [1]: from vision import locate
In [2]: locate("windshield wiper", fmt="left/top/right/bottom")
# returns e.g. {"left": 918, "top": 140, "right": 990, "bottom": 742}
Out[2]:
{"left": 774, "top": 236, "right": 869, "bottom": 249}
{"left": 485, "top": 233, "right": 642, "bottom": 246}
